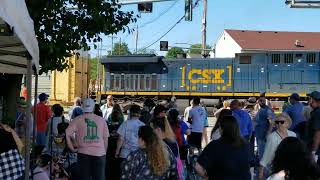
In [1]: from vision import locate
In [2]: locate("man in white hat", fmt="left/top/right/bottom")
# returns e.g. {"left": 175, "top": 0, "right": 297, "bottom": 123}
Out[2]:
{"left": 66, "top": 98, "right": 109, "bottom": 180}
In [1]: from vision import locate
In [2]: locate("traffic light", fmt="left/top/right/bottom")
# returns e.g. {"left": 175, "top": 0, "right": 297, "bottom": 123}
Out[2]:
{"left": 185, "top": 0, "right": 192, "bottom": 21}
{"left": 138, "top": 3, "right": 153, "bottom": 13}
{"left": 160, "top": 41, "right": 168, "bottom": 51}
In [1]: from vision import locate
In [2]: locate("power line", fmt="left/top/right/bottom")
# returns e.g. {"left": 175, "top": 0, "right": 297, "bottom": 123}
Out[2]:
{"left": 141, "top": 15, "right": 184, "bottom": 50}
{"left": 141, "top": 0, "right": 201, "bottom": 50}
{"left": 140, "top": 0, "right": 180, "bottom": 28}
{"left": 122, "top": 0, "right": 180, "bottom": 42}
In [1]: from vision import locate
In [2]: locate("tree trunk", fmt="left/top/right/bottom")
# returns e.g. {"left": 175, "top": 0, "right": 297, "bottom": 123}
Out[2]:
{"left": 0, "top": 74, "right": 23, "bottom": 127}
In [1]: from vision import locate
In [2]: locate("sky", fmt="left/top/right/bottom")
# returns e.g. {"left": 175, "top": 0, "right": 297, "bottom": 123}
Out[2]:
{"left": 90, "top": 0, "right": 320, "bottom": 57}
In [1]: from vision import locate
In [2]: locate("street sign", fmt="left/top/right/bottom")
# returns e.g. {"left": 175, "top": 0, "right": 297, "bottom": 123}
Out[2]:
{"left": 160, "top": 41, "right": 168, "bottom": 51}
{"left": 118, "top": 0, "right": 174, "bottom": 5}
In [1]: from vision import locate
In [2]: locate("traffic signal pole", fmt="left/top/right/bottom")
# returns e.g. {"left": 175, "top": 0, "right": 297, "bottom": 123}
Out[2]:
{"left": 201, "top": 0, "right": 207, "bottom": 57}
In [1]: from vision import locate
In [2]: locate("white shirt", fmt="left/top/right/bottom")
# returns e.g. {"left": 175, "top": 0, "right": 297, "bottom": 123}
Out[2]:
{"left": 101, "top": 104, "right": 113, "bottom": 120}
{"left": 267, "top": 170, "right": 285, "bottom": 180}
{"left": 184, "top": 106, "right": 192, "bottom": 122}
{"left": 260, "top": 130, "right": 296, "bottom": 167}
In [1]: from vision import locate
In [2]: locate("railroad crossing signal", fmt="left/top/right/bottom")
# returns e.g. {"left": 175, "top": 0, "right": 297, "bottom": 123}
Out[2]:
{"left": 160, "top": 41, "right": 168, "bottom": 51}
{"left": 185, "top": 0, "right": 193, "bottom": 21}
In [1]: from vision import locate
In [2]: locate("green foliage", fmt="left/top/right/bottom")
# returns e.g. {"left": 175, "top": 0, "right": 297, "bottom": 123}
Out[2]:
{"left": 109, "top": 42, "right": 132, "bottom": 55}
{"left": 136, "top": 49, "right": 157, "bottom": 55}
{"left": 166, "top": 47, "right": 185, "bottom": 59}
{"left": 89, "top": 57, "right": 98, "bottom": 80}
{"left": 189, "top": 44, "right": 212, "bottom": 55}
{"left": 26, "top": 0, "right": 136, "bottom": 74}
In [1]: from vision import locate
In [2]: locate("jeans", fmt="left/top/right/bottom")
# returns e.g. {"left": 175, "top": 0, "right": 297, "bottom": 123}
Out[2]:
{"left": 257, "top": 138, "right": 266, "bottom": 160}
{"left": 78, "top": 153, "right": 106, "bottom": 180}
{"left": 36, "top": 132, "right": 47, "bottom": 146}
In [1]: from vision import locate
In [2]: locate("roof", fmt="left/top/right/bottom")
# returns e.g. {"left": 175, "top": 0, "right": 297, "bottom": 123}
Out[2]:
{"left": 101, "top": 54, "right": 162, "bottom": 64}
{"left": 225, "top": 29, "right": 320, "bottom": 51}
{"left": 0, "top": 0, "right": 40, "bottom": 73}
{"left": 0, "top": 18, "right": 28, "bottom": 74}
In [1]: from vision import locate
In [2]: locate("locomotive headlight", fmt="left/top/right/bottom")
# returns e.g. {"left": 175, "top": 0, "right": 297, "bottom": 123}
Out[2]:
{"left": 162, "top": 85, "right": 166, "bottom": 88}
{"left": 261, "top": 68, "right": 264, "bottom": 73}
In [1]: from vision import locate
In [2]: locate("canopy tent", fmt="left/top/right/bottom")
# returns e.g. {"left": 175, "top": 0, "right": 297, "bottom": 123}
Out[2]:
{"left": 0, "top": 0, "right": 40, "bottom": 179}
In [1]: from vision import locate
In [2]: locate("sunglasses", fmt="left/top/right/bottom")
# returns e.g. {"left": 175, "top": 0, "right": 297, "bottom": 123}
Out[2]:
{"left": 275, "top": 121, "right": 285, "bottom": 125}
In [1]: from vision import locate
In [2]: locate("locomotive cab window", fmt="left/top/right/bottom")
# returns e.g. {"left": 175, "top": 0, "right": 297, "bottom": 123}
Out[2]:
{"left": 284, "top": 54, "right": 294, "bottom": 64}
{"left": 272, "top": 54, "right": 281, "bottom": 64}
{"left": 307, "top": 53, "right": 316, "bottom": 64}
{"left": 239, "top": 56, "right": 251, "bottom": 64}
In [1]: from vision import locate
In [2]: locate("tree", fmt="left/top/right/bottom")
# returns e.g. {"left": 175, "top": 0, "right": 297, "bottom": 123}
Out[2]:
{"left": 26, "top": 0, "right": 136, "bottom": 74}
{"left": 136, "top": 48, "right": 157, "bottom": 55}
{"left": 166, "top": 47, "right": 185, "bottom": 59}
{"left": 109, "top": 42, "right": 132, "bottom": 55}
{"left": 189, "top": 44, "right": 212, "bottom": 55}
{"left": 89, "top": 57, "right": 98, "bottom": 80}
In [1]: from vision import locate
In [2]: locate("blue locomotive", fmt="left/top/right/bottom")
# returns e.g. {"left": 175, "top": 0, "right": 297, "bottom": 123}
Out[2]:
{"left": 99, "top": 53, "right": 319, "bottom": 99}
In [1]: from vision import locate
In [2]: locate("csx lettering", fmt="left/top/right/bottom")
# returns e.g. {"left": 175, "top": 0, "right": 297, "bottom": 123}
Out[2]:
{"left": 188, "top": 69, "right": 225, "bottom": 84}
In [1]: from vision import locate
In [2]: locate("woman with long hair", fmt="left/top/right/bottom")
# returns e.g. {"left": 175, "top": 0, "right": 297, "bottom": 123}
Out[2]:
{"left": 107, "top": 103, "right": 124, "bottom": 124}
{"left": 121, "top": 126, "right": 177, "bottom": 179}
{"left": 267, "top": 137, "right": 320, "bottom": 180}
{"left": 106, "top": 103, "right": 124, "bottom": 180}
{"left": 167, "top": 108, "right": 190, "bottom": 161}
{"left": 151, "top": 117, "right": 179, "bottom": 157}
{"left": 195, "top": 115, "right": 251, "bottom": 180}
{"left": 211, "top": 109, "right": 232, "bottom": 140}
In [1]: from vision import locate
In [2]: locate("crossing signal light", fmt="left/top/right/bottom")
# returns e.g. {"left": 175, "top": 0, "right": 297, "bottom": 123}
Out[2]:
{"left": 138, "top": 3, "right": 153, "bottom": 13}
{"left": 185, "top": 0, "right": 192, "bottom": 21}
{"left": 160, "top": 41, "right": 168, "bottom": 51}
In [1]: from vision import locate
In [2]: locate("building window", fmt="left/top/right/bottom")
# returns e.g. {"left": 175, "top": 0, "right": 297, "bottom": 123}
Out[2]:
{"left": 239, "top": 56, "right": 251, "bottom": 64}
{"left": 284, "top": 54, "right": 294, "bottom": 64}
{"left": 307, "top": 53, "right": 316, "bottom": 64}
{"left": 271, "top": 54, "right": 281, "bottom": 64}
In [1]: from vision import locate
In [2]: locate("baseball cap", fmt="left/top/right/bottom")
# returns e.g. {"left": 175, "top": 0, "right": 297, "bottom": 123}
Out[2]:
{"left": 17, "top": 99, "right": 27, "bottom": 108}
{"left": 38, "top": 93, "right": 49, "bottom": 102}
{"left": 289, "top": 93, "right": 300, "bottom": 101}
{"left": 308, "top": 91, "right": 320, "bottom": 101}
{"left": 82, "top": 98, "right": 95, "bottom": 113}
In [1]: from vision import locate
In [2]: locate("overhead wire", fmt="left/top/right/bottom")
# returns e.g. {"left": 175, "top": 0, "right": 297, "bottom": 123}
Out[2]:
{"left": 121, "top": 0, "right": 180, "bottom": 42}
{"left": 140, "top": 0, "right": 201, "bottom": 50}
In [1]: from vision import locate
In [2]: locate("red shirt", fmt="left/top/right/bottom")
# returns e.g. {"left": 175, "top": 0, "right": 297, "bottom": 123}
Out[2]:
{"left": 34, "top": 102, "right": 52, "bottom": 132}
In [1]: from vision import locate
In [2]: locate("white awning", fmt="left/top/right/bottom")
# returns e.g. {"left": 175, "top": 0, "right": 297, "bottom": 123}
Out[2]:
{"left": 0, "top": 0, "right": 39, "bottom": 73}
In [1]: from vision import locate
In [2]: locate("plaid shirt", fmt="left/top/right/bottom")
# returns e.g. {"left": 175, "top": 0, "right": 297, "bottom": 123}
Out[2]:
{"left": 0, "top": 149, "right": 25, "bottom": 180}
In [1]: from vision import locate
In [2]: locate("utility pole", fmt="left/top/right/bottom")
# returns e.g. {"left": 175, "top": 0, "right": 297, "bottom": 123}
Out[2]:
{"left": 108, "top": 35, "right": 118, "bottom": 55}
{"left": 135, "top": 25, "right": 139, "bottom": 54}
{"left": 201, "top": 0, "right": 207, "bottom": 57}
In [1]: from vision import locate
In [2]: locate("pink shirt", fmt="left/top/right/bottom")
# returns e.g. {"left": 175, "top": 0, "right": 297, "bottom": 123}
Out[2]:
{"left": 66, "top": 113, "right": 109, "bottom": 156}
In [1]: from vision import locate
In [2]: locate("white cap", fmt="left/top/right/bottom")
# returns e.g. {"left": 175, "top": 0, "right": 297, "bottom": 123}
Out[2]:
{"left": 82, "top": 98, "right": 95, "bottom": 113}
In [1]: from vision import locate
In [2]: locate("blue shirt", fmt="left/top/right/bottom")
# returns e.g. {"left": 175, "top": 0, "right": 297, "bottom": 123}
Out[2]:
{"left": 232, "top": 109, "right": 253, "bottom": 137}
{"left": 255, "top": 106, "right": 275, "bottom": 140}
{"left": 189, "top": 105, "right": 206, "bottom": 133}
{"left": 179, "top": 120, "right": 189, "bottom": 145}
{"left": 283, "top": 102, "right": 305, "bottom": 130}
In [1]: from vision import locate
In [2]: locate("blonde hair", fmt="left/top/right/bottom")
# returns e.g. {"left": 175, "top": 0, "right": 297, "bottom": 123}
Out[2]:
{"left": 223, "top": 101, "right": 230, "bottom": 108}
{"left": 277, "top": 112, "right": 292, "bottom": 128}
{"left": 139, "top": 126, "right": 170, "bottom": 176}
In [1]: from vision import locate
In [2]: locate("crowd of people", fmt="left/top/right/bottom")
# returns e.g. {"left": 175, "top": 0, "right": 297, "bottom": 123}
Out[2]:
{"left": 1, "top": 91, "right": 320, "bottom": 180}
